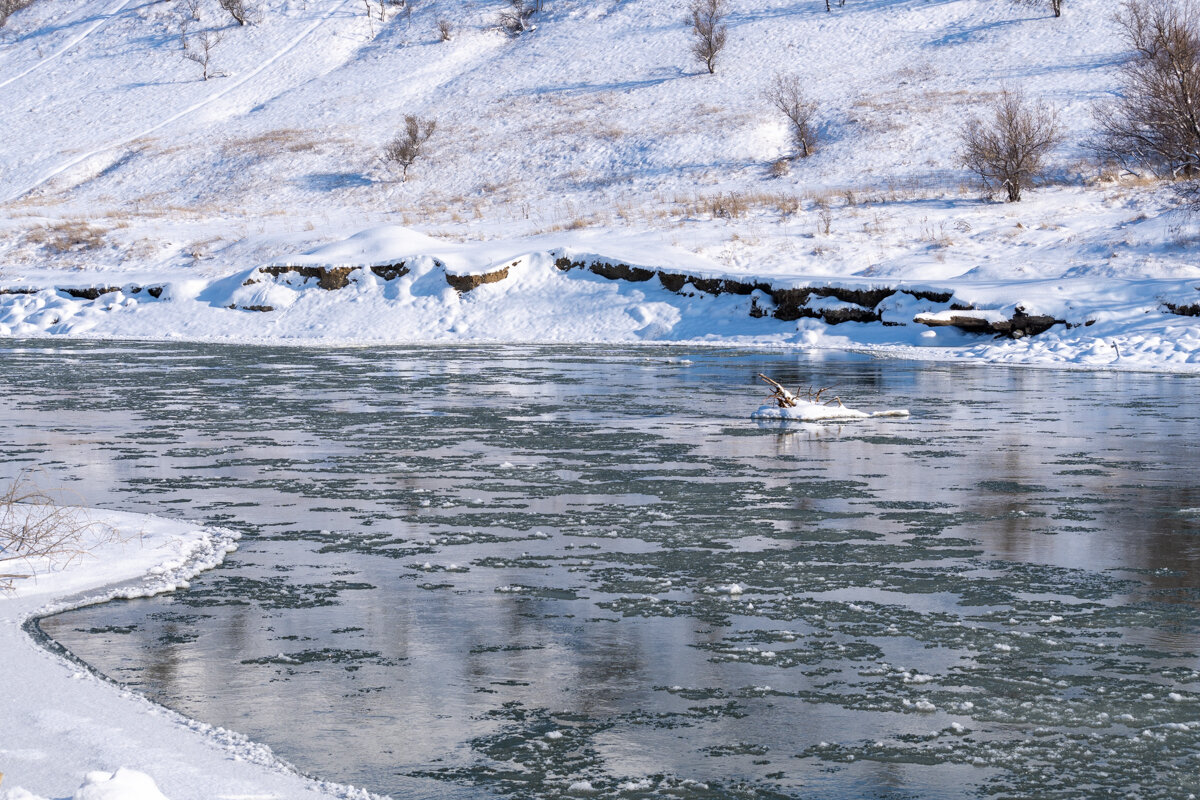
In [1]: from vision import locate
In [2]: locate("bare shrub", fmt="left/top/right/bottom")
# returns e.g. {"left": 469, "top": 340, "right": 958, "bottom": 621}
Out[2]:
{"left": 437, "top": 18, "right": 453, "bottom": 40}
{"left": 383, "top": 115, "right": 437, "bottom": 181}
{"left": 765, "top": 74, "right": 819, "bottom": 158}
{"left": 219, "top": 0, "right": 251, "bottom": 25}
{"left": 1051, "top": 0, "right": 1062, "bottom": 16}
{"left": 823, "top": 0, "right": 845, "bottom": 10}
{"left": 1093, "top": 0, "right": 1200, "bottom": 179}
{"left": 499, "top": 0, "right": 537, "bottom": 35}
{"left": 0, "top": 473, "right": 119, "bottom": 591}
{"left": 689, "top": 0, "right": 728, "bottom": 74}
{"left": 0, "top": 0, "right": 34, "bottom": 28}
{"left": 768, "top": 157, "right": 791, "bottom": 178}
{"left": 183, "top": 28, "right": 224, "bottom": 81}
{"left": 961, "top": 88, "right": 1063, "bottom": 202}
{"left": 176, "top": 0, "right": 201, "bottom": 22}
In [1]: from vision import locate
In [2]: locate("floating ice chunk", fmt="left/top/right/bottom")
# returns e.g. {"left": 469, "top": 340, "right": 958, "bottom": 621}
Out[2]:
{"left": 994, "top": 643, "right": 1013, "bottom": 652}
{"left": 499, "top": 461, "right": 515, "bottom": 469}
{"left": 751, "top": 402, "right": 909, "bottom": 423}
{"left": 949, "top": 722, "right": 967, "bottom": 734}
{"left": 545, "top": 730, "right": 564, "bottom": 740}
{"left": 721, "top": 583, "right": 744, "bottom": 595}
{"left": 1169, "top": 692, "right": 1184, "bottom": 702}
{"left": 914, "top": 699, "right": 937, "bottom": 713}
{"left": 73, "top": 769, "right": 170, "bottom": 800}
{"left": 567, "top": 780, "right": 598, "bottom": 794}
{"left": 618, "top": 779, "right": 654, "bottom": 791}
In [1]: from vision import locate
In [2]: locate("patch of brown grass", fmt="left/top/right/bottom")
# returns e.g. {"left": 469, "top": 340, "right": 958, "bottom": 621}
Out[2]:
{"left": 25, "top": 221, "right": 107, "bottom": 253}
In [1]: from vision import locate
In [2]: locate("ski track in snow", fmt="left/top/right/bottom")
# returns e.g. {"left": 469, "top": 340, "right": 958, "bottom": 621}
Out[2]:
{"left": 5, "top": 0, "right": 354, "bottom": 204}
{"left": 0, "top": 0, "right": 134, "bottom": 91}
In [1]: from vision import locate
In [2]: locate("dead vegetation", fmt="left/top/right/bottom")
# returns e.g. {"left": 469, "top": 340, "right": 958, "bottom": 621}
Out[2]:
{"left": 1, "top": 472, "right": 121, "bottom": 591}
{"left": 757, "top": 374, "right": 844, "bottom": 409}
{"left": 24, "top": 221, "right": 108, "bottom": 254}
{"left": 0, "top": 0, "right": 34, "bottom": 28}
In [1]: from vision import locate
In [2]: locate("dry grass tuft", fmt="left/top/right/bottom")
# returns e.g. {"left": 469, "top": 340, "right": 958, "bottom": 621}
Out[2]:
{"left": 25, "top": 221, "right": 107, "bottom": 253}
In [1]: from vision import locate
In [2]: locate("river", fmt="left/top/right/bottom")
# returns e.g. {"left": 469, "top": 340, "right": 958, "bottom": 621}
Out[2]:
{"left": 2, "top": 341, "right": 1197, "bottom": 799}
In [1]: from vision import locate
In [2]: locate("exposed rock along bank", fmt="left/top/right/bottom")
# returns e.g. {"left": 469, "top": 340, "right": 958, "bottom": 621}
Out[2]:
{"left": 4, "top": 250, "right": 1198, "bottom": 339}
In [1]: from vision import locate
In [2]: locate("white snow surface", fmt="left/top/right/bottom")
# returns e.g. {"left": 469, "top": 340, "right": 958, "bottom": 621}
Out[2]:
{"left": 0, "top": 509, "right": 379, "bottom": 800}
{"left": 750, "top": 401, "right": 909, "bottom": 422}
{"left": 2, "top": 0, "right": 1200, "bottom": 368}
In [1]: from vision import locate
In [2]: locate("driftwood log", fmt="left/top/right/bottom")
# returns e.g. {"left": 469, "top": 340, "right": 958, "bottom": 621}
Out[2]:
{"left": 757, "top": 374, "right": 843, "bottom": 409}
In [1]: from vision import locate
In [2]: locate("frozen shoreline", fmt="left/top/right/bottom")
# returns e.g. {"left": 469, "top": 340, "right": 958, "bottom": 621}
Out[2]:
{"left": 0, "top": 509, "right": 381, "bottom": 800}
{"left": 2, "top": 227, "right": 1199, "bottom": 374}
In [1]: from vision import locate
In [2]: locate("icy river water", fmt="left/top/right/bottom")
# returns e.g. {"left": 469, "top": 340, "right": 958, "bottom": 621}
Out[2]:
{"left": 3, "top": 341, "right": 1199, "bottom": 799}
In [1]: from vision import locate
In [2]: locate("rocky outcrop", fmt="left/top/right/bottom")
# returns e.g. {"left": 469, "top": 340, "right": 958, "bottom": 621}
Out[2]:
{"left": 1164, "top": 301, "right": 1200, "bottom": 317}
{"left": 254, "top": 265, "right": 357, "bottom": 290}
{"left": 915, "top": 307, "right": 1067, "bottom": 338}
{"left": 445, "top": 262, "right": 513, "bottom": 292}
{"left": 58, "top": 285, "right": 165, "bottom": 300}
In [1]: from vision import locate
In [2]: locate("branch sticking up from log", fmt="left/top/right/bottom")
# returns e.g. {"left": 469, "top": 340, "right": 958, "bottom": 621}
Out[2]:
{"left": 757, "top": 374, "right": 839, "bottom": 409}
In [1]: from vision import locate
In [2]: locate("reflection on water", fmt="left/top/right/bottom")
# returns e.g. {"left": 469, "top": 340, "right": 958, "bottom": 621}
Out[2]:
{"left": 2, "top": 341, "right": 1199, "bottom": 799}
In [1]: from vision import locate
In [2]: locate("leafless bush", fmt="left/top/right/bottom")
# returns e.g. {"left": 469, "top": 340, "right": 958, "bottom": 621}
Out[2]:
{"left": 383, "top": 115, "right": 437, "bottom": 181}
{"left": 961, "top": 88, "right": 1063, "bottom": 202}
{"left": 0, "top": 473, "right": 119, "bottom": 591}
{"left": 768, "top": 157, "right": 791, "bottom": 178}
{"left": 183, "top": 28, "right": 224, "bottom": 81}
{"left": 219, "top": 0, "right": 251, "bottom": 25}
{"left": 176, "top": 0, "right": 201, "bottom": 22}
{"left": 823, "top": 0, "right": 845, "bottom": 10}
{"left": 0, "top": 0, "right": 34, "bottom": 28}
{"left": 437, "top": 18, "right": 453, "bottom": 40}
{"left": 499, "top": 0, "right": 537, "bottom": 35}
{"left": 816, "top": 201, "right": 833, "bottom": 234}
{"left": 689, "top": 0, "right": 728, "bottom": 74}
{"left": 1093, "top": 0, "right": 1200, "bottom": 180}
{"left": 766, "top": 74, "right": 819, "bottom": 158}
{"left": 1051, "top": 0, "right": 1062, "bottom": 16}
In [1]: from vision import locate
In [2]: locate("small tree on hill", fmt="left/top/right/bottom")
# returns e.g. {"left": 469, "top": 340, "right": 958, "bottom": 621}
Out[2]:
{"left": 961, "top": 88, "right": 1063, "bottom": 202}
{"left": 383, "top": 116, "right": 437, "bottom": 181}
{"left": 766, "top": 74, "right": 819, "bottom": 158}
{"left": 689, "top": 0, "right": 728, "bottom": 74}
{"left": 183, "top": 28, "right": 224, "bottom": 81}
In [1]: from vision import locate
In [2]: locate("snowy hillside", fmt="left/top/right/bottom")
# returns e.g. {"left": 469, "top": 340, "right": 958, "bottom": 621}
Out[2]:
{"left": 2, "top": 0, "right": 1200, "bottom": 366}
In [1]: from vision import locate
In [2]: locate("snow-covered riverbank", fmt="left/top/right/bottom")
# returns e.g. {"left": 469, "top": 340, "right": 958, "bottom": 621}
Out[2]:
{"left": 0, "top": 510, "right": 376, "bottom": 800}
{"left": 2, "top": 226, "right": 1198, "bottom": 372}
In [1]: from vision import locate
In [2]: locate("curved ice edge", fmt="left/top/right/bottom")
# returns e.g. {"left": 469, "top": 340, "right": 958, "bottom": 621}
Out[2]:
{"left": 24, "top": 519, "right": 387, "bottom": 800}
{"left": 750, "top": 403, "right": 910, "bottom": 422}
